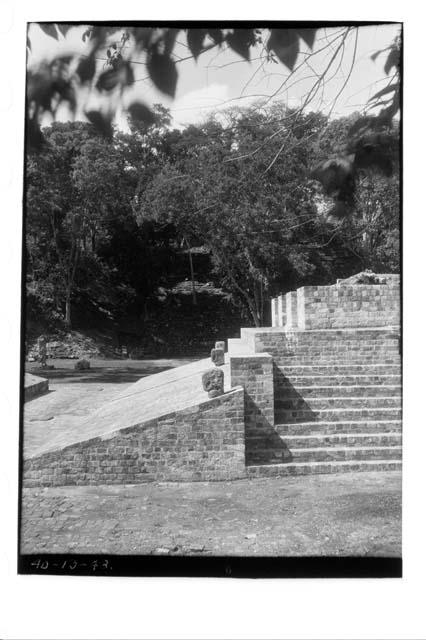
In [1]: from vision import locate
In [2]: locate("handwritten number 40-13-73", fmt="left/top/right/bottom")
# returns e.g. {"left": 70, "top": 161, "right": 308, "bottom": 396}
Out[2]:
{"left": 30, "top": 559, "right": 110, "bottom": 571}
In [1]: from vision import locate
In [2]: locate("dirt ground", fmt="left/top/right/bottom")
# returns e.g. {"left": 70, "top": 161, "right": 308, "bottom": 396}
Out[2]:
{"left": 21, "top": 471, "right": 401, "bottom": 557}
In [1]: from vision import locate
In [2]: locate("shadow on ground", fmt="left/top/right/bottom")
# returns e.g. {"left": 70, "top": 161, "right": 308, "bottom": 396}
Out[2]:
{"left": 26, "top": 358, "right": 198, "bottom": 384}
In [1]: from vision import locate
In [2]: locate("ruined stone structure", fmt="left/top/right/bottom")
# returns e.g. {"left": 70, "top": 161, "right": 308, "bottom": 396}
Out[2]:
{"left": 271, "top": 273, "right": 400, "bottom": 330}
{"left": 23, "top": 272, "right": 401, "bottom": 487}
{"left": 24, "top": 373, "right": 49, "bottom": 402}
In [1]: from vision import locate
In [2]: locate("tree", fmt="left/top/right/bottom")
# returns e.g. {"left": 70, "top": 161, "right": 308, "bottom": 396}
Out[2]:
{"left": 308, "top": 116, "right": 400, "bottom": 271}
{"left": 26, "top": 122, "right": 100, "bottom": 327}
{"left": 344, "top": 170, "right": 400, "bottom": 272}
{"left": 137, "top": 105, "right": 336, "bottom": 325}
{"left": 26, "top": 121, "right": 140, "bottom": 328}
{"left": 25, "top": 102, "right": 400, "bottom": 341}
{"left": 25, "top": 110, "right": 192, "bottom": 332}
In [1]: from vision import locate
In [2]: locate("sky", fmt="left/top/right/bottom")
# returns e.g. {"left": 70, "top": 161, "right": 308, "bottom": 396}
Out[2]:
{"left": 28, "top": 23, "right": 401, "bottom": 130}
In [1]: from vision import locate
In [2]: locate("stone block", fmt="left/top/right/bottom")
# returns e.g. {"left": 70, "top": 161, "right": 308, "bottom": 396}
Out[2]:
{"left": 211, "top": 347, "right": 225, "bottom": 366}
{"left": 202, "top": 368, "right": 225, "bottom": 398}
{"left": 74, "top": 358, "right": 90, "bottom": 370}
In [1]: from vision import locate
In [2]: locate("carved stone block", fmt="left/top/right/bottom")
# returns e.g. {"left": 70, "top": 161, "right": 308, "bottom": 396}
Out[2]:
{"left": 211, "top": 348, "right": 225, "bottom": 366}
{"left": 37, "top": 336, "right": 47, "bottom": 367}
{"left": 74, "top": 358, "right": 91, "bottom": 370}
{"left": 202, "top": 368, "right": 224, "bottom": 398}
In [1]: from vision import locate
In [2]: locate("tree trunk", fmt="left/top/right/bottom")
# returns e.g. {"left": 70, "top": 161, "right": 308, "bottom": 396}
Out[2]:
{"left": 249, "top": 307, "right": 261, "bottom": 327}
{"left": 65, "top": 289, "right": 72, "bottom": 328}
{"left": 245, "top": 292, "right": 261, "bottom": 327}
{"left": 184, "top": 236, "right": 197, "bottom": 306}
{"left": 213, "top": 246, "right": 260, "bottom": 326}
{"left": 64, "top": 237, "right": 80, "bottom": 329}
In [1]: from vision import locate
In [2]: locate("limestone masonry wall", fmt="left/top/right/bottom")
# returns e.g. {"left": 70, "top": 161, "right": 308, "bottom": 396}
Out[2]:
{"left": 23, "top": 387, "right": 246, "bottom": 487}
{"left": 25, "top": 271, "right": 401, "bottom": 487}
{"left": 237, "top": 327, "right": 400, "bottom": 364}
{"left": 300, "top": 283, "right": 400, "bottom": 329}
{"left": 270, "top": 273, "right": 400, "bottom": 330}
{"left": 230, "top": 354, "right": 275, "bottom": 437}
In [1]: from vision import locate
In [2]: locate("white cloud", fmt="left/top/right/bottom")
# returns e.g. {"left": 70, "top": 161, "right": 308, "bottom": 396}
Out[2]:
{"left": 170, "top": 83, "right": 268, "bottom": 128}
{"left": 287, "top": 96, "right": 302, "bottom": 109}
{"left": 170, "top": 83, "right": 230, "bottom": 127}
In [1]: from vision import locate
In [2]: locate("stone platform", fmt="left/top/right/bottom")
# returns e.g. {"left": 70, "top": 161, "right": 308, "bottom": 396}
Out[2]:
{"left": 25, "top": 358, "right": 231, "bottom": 458}
{"left": 22, "top": 271, "right": 401, "bottom": 486}
{"left": 23, "top": 358, "right": 245, "bottom": 486}
{"left": 24, "top": 373, "right": 49, "bottom": 402}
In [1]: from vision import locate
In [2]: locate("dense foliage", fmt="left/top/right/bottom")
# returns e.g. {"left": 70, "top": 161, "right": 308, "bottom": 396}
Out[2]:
{"left": 25, "top": 103, "right": 400, "bottom": 350}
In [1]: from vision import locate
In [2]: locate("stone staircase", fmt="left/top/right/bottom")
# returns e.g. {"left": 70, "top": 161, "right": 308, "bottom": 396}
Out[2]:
{"left": 241, "top": 327, "right": 402, "bottom": 477}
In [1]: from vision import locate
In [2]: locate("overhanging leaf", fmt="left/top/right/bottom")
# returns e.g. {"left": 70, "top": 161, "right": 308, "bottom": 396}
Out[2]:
{"left": 353, "top": 134, "right": 394, "bottom": 176}
{"left": 132, "top": 27, "right": 152, "bottom": 49}
{"left": 26, "top": 117, "right": 44, "bottom": 151}
{"left": 226, "top": 29, "right": 256, "bottom": 60}
{"left": 127, "top": 102, "right": 156, "bottom": 126}
{"left": 95, "top": 68, "right": 120, "bottom": 92}
{"left": 76, "top": 54, "right": 96, "bottom": 83}
{"left": 85, "top": 110, "right": 113, "bottom": 137}
{"left": 207, "top": 29, "right": 224, "bottom": 45}
{"left": 163, "top": 28, "right": 178, "bottom": 55}
{"left": 27, "top": 70, "right": 54, "bottom": 110}
{"left": 370, "top": 48, "right": 388, "bottom": 62}
{"left": 267, "top": 29, "right": 299, "bottom": 71}
{"left": 187, "top": 29, "right": 207, "bottom": 60}
{"left": 147, "top": 51, "right": 177, "bottom": 97}
{"left": 368, "top": 99, "right": 394, "bottom": 110}
{"left": 82, "top": 28, "right": 92, "bottom": 43}
{"left": 368, "top": 83, "right": 398, "bottom": 103}
{"left": 57, "top": 24, "right": 72, "bottom": 38}
{"left": 39, "top": 23, "right": 59, "bottom": 40}
{"left": 117, "top": 61, "right": 134, "bottom": 86}
{"left": 384, "top": 48, "right": 400, "bottom": 75}
{"left": 51, "top": 78, "right": 76, "bottom": 111}
{"left": 297, "top": 29, "right": 317, "bottom": 49}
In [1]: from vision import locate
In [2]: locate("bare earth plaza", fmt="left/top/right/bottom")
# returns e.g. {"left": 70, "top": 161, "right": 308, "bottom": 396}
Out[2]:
{"left": 19, "top": 22, "right": 402, "bottom": 573}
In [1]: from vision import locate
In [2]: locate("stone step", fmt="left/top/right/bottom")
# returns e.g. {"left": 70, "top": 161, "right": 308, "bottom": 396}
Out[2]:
{"left": 276, "top": 374, "right": 401, "bottom": 386}
{"left": 276, "top": 407, "right": 402, "bottom": 423}
{"left": 277, "top": 345, "right": 401, "bottom": 355}
{"left": 279, "top": 330, "right": 400, "bottom": 341}
{"left": 276, "top": 356, "right": 401, "bottom": 365}
{"left": 279, "top": 352, "right": 400, "bottom": 359}
{"left": 246, "top": 459, "right": 402, "bottom": 478}
{"left": 248, "top": 445, "right": 402, "bottom": 464}
{"left": 276, "top": 396, "right": 401, "bottom": 410}
{"left": 275, "top": 384, "right": 401, "bottom": 398}
{"left": 296, "top": 337, "right": 397, "bottom": 341}
{"left": 274, "top": 419, "right": 402, "bottom": 436}
{"left": 246, "top": 432, "right": 402, "bottom": 450}
{"left": 288, "top": 432, "right": 402, "bottom": 448}
{"left": 278, "top": 364, "right": 401, "bottom": 375}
